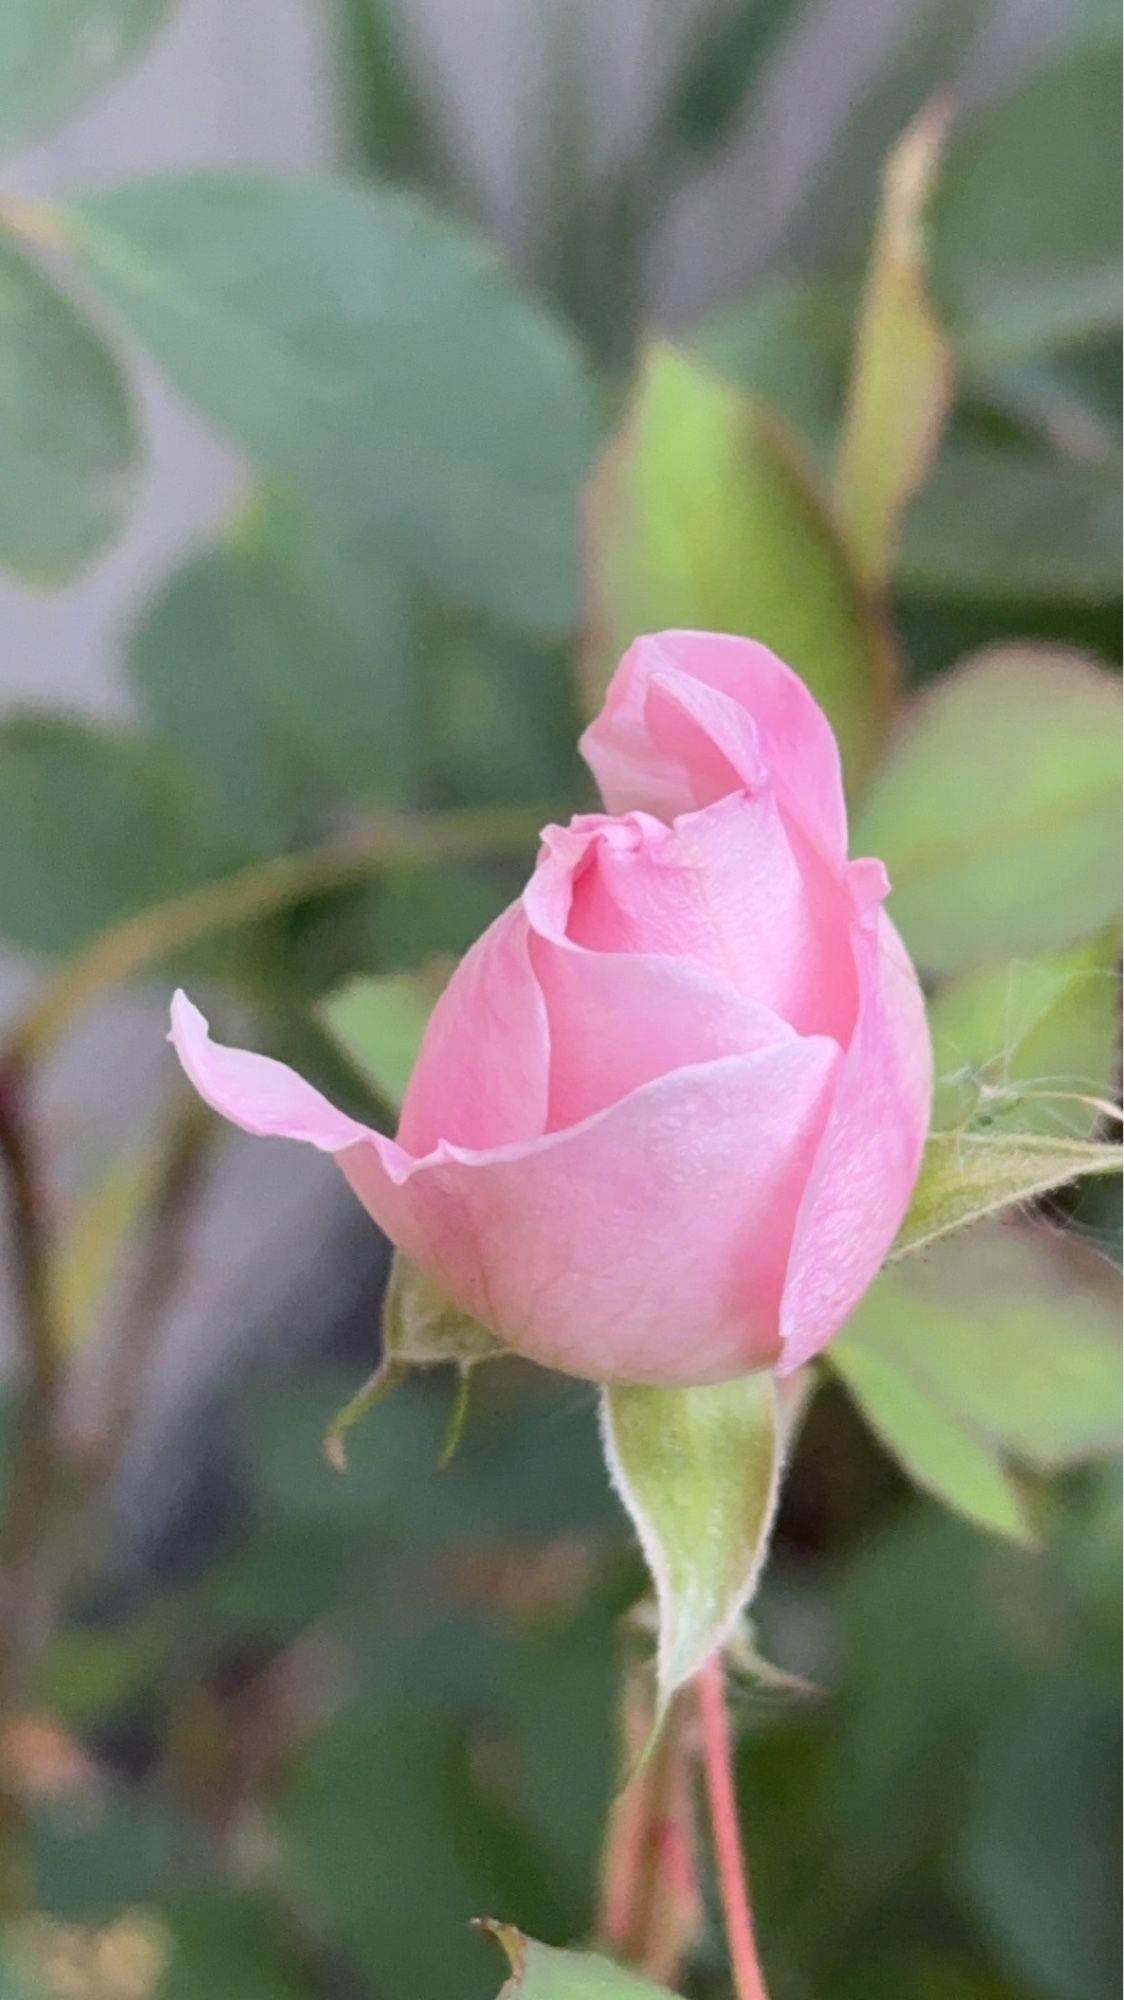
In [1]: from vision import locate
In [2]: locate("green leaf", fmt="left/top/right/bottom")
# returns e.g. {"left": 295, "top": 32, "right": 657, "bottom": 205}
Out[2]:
{"left": 0, "top": 235, "right": 138, "bottom": 581}
{"left": 931, "top": 42, "right": 1120, "bottom": 367}
{"left": 898, "top": 437, "right": 1121, "bottom": 606}
{"left": 601, "top": 1374, "right": 782, "bottom": 1728}
{"left": 833, "top": 1223, "right": 1122, "bottom": 1538}
{"left": 893, "top": 1129, "right": 1122, "bottom": 1260}
{"left": 159, "top": 1891, "right": 316, "bottom": 2000}
{"left": 68, "top": 173, "right": 598, "bottom": 631}
{"left": 329, "top": 0, "right": 464, "bottom": 203}
{"left": 325, "top": 1252, "right": 502, "bottom": 1470}
{"left": 483, "top": 1925, "right": 676, "bottom": 1998}
{"left": 0, "top": 716, "right": 199, "bottom": 954}
{"left": 581, "top": 343, "right": 893, "bottom": 794}
{"left": 856, "top": 646, "right": 1122, "bottom": 973}
{"left": 0, "top": 0, "right": 172, "bottom": 152}
{"left": 317, "top": 964, "right": 445, "bottom": 1110}
{"left": 690, "top": 276, "right": 851, "bottom": 464}
{"left": 929, "top": 935, "right": 1121, "bottom": 1141}
{"left": 834, "top": 104, "right": 951, "bottom": 588}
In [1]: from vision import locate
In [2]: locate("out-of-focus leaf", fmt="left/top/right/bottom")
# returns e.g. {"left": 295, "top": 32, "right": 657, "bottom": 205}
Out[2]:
{"left": 0, "top": 717, "right": 199, "bottom": 954}
{"left": 329, "top": 0, "right": 461, "bottom": 200}
{"left": 652, "top": 0, "right": 809, "bottom": 161}
{"left": 834, "top": 104, "right": 952, "bottom": 588}
{"left": 931, "top": 43, "right": 1120, "bottom": 367}
{"left": 930, "top": 935, "right": 1121, "bottom": 1141}
{"left": 833, "top": 1223, "right": 1121, "bottom": 1537}
{"left": 601, "top": 1375, "right": 781, "bottom": 1731}
{"left": 856, "top": 647, "right": 1122, "bottom": 972}
{"left": 690, "top": 276, "right": 851, "bottom": 462}
{"left": 0, "top": 235, "right": 138, "bottom": 581}
{"left": 317, "top": 964, "right": 444, "bottom": 1111}
{"left": 427, "top": 619, "right": 582, "bottom": 808}
{"left": 32, "top": 1792, "right": 210, "bottom": 1922}
{"left": 0, "top": 0, "right": 172, "bottom": 152}
{"left": 898, "top": 438, "right": 1121, "bottom": 605}
{"left": 957, "top": 1669, "right": 1120, "bottom": 2000}
{"left": 483, "top": 1924, "right": 676, "bottom": 1997}
{"left": 279, "top": 1707, "right": 533, "bottom": 2000}
{"left": 127, "top": 548, "right": 315, "bottom": 859}
{"left": 69, "top": 174, "right": 599, "bottom": 631}
{"left": 130, "top": 493, "right": 416, "bottom": 845}
{"left": 581, "top": 343, "right": 893, "bottom": 793}
{"left": 892, "top": 1129, "right": 1122, "bottom": 1260}
{"left": 159, "top": 1890, "right": 315, "bottom": 2000}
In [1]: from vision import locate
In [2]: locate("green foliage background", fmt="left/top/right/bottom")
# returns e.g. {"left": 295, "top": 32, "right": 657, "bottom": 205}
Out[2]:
{"left": 0, "top": 3, "right": 1118, "bottom": 1997}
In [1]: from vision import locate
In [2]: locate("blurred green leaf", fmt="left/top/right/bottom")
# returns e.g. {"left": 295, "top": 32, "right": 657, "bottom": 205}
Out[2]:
{"left": 318, "top": 963, "right": 446, "bottom": 1111}
{"left": 68, "top": 174, "right": 598, "bottom": 631}
{"left": 484, "top": 1925, "right": 676, "bottom": 1997}
{"left": 158, "top": 1892, "right": 315, "bottom": 2000}
{"left": 898, "top": 438, "right": 1121, "bottom": 605}
{"left": 856, "top": 647, "right": 1122, "bottom": 972}
{"left": 931, "top": 42, "right": 1120, "bottom": 367}
{"left": 581, "top": 343, "right": 893, "bottom": 793}
{"left": 893, "top": 1128, "right": 1122, "bottom": 1260}
{"left": 834, "top": 104, "right": 951, "bottom": 588}
{"left": 602, "top": 1375, "right": 781, "bottom": 1729}
{"left": 280, "top": 1706, "right": 532, "bottom": 2000}
{"left": 929, "top": 935, "right": 1121, "bottom": 1141}
{"left": 374, "top": 858, "right": 515, "bottom": 968}
{"left": 957, "top": 1669, "right": 1120, "bottom": 2000}
{"left": 0, "top": 235, "right": 138, "bottom": 581}
{"left": 834, "top": 1223, "right": 1122, "bottom": 1537}
{"left": 426, "top": 619, "right": 583, "bottom": 808}
{"left": 0, "top": 0, "right": 173, "bottom": 153}
{"left": 32, "top": 1791, "right": 210, "bottom": 1922}
{"left": 0, "top": 716, "right": 200, "bottom": 954}
{"left": 690, "top": 276, "right": 851, "bottom": 462}
{"left": 329, "top": 0, "right": 462, "bottom": 200}
{"left": 651, "top": 0, "right": 809, "bottom": 162}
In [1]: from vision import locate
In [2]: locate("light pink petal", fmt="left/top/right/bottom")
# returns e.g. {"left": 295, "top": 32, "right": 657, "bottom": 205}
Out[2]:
{"left": 581, "top": 631, "right": 848, "bottom": 860}
{"left": 170, "top": 990, "right": 377, "bottom": 1152}
{"left": 396, "top": 901, "right": 550, "bottom": 1155}
{"left": 343, "top": 1037, "right": 842, "bottom": 1385}
{"left": 535, "top": 796, "right": 858, "bottom": 1044}
{"left": 778, "top": 910, "right": 933, "bottom": 1373}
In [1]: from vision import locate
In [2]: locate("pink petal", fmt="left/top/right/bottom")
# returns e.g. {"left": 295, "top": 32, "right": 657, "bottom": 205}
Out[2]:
{"left": 532, "top": 796, "right": 858, "bottom": 1043}
{"left": 343, "top": 1037, "right": 842, "bottom": 1385}
{"left": 777, "top": 910, "right": 933, "bottom": 1373}
{"left": 396, "top": 901, "right": 550, "bottom": 1155}
{"left": 581, "top": 631, "right": 848, "bottom": 861}
{"left": 170, "top": 990, "right": 375, "bottom": 1152}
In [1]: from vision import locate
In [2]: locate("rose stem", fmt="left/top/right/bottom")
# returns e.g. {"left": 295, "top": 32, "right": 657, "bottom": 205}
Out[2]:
{"left": 696, "top": 1654, "right": 771, "bottom": 2000}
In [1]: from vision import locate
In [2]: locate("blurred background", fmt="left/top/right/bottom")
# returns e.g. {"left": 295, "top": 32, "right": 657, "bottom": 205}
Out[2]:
{"left": 0, "top": 2, "right": 1119, "bottom": 1996}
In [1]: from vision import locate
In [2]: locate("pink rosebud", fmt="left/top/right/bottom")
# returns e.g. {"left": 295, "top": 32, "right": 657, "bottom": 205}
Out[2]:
{"left": 171, "top": 632, "right": 931, "bottom": 1386}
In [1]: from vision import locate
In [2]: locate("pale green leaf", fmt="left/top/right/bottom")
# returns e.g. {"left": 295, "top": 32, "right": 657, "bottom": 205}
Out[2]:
{"left": 834, "top": 103, "right": 952, "bottom": 588}
{"left": 484, "top": 1923, "right": 675, "bottom": 1998}
{"left": 68, "top": 174, "right": 598, "bottom": 631}
{"left": 580, "top": 343, "right": 894, "bottom": 795}
{"left": 325, "top": 1252, "right": 501, "bottom": 1470}
{"left": 892, "top": 1129, "right": 1122, "bottom": 1261}
{"left": 929, "top": 936, "right": 1121, "bottom": 1141}
{"left": 0, "top": 235, "right": 138, "bottom": 581}
{"left": 833, "top": 1222, "right": 1122, "bottom": 1539}
{"left": 931, "top": 42, "right": 1120, "bottom": 367}
{"left": 601, "top": 1374, "right": 781, "bottom": 1726}
{"left": 0, "top": 0, "right": 172, "bottom": 153}
{"left": 317, "top": 964, "right": 446, "bottom": 1112}
{"left": 856, "top": 646, "right": 1122, "bottom": 973}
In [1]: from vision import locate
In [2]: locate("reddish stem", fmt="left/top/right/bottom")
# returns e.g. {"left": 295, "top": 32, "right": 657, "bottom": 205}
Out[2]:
{"left": 696, "top": 1655, "right": 771, "bottom": 2000}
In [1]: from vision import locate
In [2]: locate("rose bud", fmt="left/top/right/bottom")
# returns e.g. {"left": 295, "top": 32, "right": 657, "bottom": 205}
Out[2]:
{"left": 171, "top": 632, "right": 931, "bottom": 1386}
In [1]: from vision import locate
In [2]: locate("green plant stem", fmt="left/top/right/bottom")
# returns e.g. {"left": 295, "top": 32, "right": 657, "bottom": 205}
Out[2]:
{"left": 697, "top": 1655, "right": 770, "bottom": 2000}
{"left": 3, "top": 801, "right": 552, "bottom": 1069}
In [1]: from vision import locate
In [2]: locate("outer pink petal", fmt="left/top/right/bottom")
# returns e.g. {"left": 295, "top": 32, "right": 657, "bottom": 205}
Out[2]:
{"left": 344, "top": 1038, "right": 842, "bottom": 1385}
{"left": 396, "top": 900, "right": 550, "bottom": 1155}
{"left": 581, "top": 631, "right": 848, "bottom": 860}
{"left": 171, "top": 991, "right": 840, "bottom": 1385}
{"left": 777, "top": 910, "right": 932, "bottom": 1374}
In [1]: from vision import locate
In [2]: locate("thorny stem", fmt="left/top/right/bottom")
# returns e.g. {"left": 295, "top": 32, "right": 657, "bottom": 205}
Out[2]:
{"left": 696, "top": 1655, "right": 771, "bottom": 2000}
